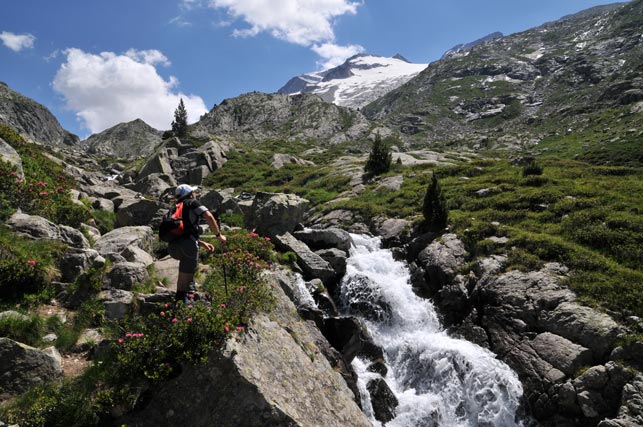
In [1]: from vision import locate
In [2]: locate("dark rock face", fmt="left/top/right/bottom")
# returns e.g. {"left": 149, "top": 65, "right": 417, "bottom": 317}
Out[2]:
{"left": 0, "top": 82, "right": 79, "bottom": 147}
{"left": 0, "top": 338, "right": 63, "bottom": 397}
{"left": 367, "top": 378, "right": 399, "bottom": 423}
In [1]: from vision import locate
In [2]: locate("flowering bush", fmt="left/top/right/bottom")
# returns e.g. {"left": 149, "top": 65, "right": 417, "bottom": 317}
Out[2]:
{"left": 2, "top": 226, "right": 277, "bottom": 424}
{"left": 201, "top": 229, "right": 276, "bottom": 303}
{"left": 0, "top": 253, "right": 47, "bottom": 298}
{"left": 0, "top": 125, "right": 90, "bottom": 227}
{"left": 212, "top": 229, "right": 275, "bottom": 262}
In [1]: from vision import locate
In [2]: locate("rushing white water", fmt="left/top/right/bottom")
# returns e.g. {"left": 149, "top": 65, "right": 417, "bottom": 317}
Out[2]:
{"left": 341, "top": 234, "right": 525, "bottom": 427}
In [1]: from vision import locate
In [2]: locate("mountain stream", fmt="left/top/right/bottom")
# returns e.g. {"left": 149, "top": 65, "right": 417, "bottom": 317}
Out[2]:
{"left": 333, "top": 234, "right": 526, "bottom": 427}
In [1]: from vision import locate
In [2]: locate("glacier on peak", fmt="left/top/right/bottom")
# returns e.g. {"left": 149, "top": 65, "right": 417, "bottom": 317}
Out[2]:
{"left": 278, "top": 54, "right": 428, "bottom": 109}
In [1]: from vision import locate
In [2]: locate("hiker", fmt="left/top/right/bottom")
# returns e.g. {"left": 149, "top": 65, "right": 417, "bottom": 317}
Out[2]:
{"left": 167, "top": 184, "right": 226, "bottom": 302}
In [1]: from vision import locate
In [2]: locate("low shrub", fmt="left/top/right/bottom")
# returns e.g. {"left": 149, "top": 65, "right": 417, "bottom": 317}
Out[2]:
{"left": 522, "top": 159, "right": 544, "bottom": 177}
{"left": 0, "top": 250, "right": 49, "bottom": 300}
{"left": 0, "top": 313, "right": 44, "bottom": 346}
{"left": 0, "top": 126, "right": 91, "bottom": 228}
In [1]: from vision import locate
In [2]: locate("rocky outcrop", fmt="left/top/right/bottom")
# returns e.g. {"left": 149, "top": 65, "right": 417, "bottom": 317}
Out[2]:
{"left": 270, "top": 153, "right": 315, "bottom": 169}
{"left": 0, "top": 136, "right": 23, "bottom": 178}
{"left": 416, "top": 233, "right": 467, "bottom": 295}
{"left": 114, "top": 198, "right": 165, "bottom": 228}
{"left": 371, "top": 217, "right": 412, "bottom": 248}
{"left": 0, "top": 82, "right": 78, "bottom": 147}
{"left": 293, "top": 227, "right": 353, "bottom": 253}
{"left": 245, "top": 192, "right": 309, "bottom": 239}
{"left": 80, "top": 119, "right": 162, "bottom": 161}
{"left": 59, "top": 248, "right": 105, "bottom": 282}
{"left": 0, "top": 338, "right": 63, "bottom": 397}
{"left": 93, "top": 226, "right": 154, "bottom": 259}
{"left": 274, "top": 232, "right": 337, "bottom": 288}
{"left": 132, "top": 137, "right": 229, "bottom": 190}
{"left": 191, "top": 92, "right": 370, "bottom": 144}
{"left": 119, "top": 271, "right": 371, "bottom": 427}
{"left": 407, "top": 229, "right": 633, "bottom": 426}
{"left": 7, "top": 212, "right": 90, "bottom": 249}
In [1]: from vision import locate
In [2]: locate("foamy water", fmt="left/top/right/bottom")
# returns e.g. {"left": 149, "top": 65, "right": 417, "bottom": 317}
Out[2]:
{"left": 342, "top": 234, "right": 525, "bottom": 427}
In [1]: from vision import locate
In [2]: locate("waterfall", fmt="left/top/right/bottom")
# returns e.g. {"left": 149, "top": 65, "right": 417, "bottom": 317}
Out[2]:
{"left": 341, "top": 234, "right": 525, "bottom": 427}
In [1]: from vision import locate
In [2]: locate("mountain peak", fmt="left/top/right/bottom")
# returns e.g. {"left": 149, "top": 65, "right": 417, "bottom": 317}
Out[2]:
{"left": 278, "top": 53, "right": 428, "bottom": 109}
{"left": 392, "top": 53, "right": 410, "bottom": 63}
{"left": 81, "top": 118, "right": 161, "bottom": 161}
{"left": 441, "top": 31, "right": 504, "bottom": 59}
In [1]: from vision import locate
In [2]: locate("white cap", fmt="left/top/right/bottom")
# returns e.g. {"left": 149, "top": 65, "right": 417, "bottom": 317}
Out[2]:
{"left": 175, "top": 184, "right": 198, "bottom": 199}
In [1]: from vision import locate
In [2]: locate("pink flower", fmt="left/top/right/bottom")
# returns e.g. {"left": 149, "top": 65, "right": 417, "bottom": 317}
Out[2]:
{"left": 118, "top": 338, "right": 124, "bottom": 343}
{"left": 224, "top": 325, "right": 230, "bottom": 333}
{"left": 265, "top": 237, "right": 270, "bottom": 241}
{"left": 172, "top": 318, "right": 178, "bottom": 323}
{"left": 187, "top": 305, "right": 193, "bottom": 309}
{"left": 250, "top": 232, "right": 258, "bottom": 237}
{"left": 236, "top": 326, "right": 244, "bottom": 332}
{"left": 126, "top": 333, "right": 132, "bottom": 337}
{"left": 220, "top": 303, "right": 226, "bottom": 309}
{"left": 164, "top": 303, "right": 169, "bottom": 308}
{"left": 27, "top": 260, "right": 36, "bottom": 266}
{"left": 39, "top": 191, "right": 48, "bottom": 196}
{"left": 188, "top": 293, "right": 194, "bottom": 300}
{"left": 187, "top": 318, "right": 193, "bottom": 323}
{"left": 160, "top": 311, "right": 165, "bottom": 316}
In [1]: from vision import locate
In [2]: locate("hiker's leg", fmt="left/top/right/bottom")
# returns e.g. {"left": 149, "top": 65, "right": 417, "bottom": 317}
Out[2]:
{"left": 174, "top": 238, "right": 199, "bottom": 301}
{"left": 176, "top": 271, "right": 194, "bottom": 292}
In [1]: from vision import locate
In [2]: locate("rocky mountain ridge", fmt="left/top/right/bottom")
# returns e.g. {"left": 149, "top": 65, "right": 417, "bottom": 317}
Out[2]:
{"left": 190, "top": 92, "right": 371, "bottom": 145}
{"left": 80, "top": 119, "right": 162, "bottom": 161}
{"left": 441, "top": 31, "right": 504, "bottom": 59}
{"left": 0, "top": 82, "right": 79, "bottom": 148}
{"left": 363, "top": 1, "right": 642, "bottom": 155}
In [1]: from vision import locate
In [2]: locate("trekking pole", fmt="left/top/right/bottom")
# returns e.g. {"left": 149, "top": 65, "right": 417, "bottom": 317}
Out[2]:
{"left": 220, "top": 243, "right": 228, "bottom": 297}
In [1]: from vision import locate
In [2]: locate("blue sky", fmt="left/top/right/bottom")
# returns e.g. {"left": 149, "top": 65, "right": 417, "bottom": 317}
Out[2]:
{"left": 1, "top": 0, "right": 627, "bottom": 139}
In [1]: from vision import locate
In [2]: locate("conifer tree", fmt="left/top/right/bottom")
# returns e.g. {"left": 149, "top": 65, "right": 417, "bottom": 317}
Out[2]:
{"left": 364, "top": 132, "right": 392, "bottom": 175}
{"left": 423, "top": 173, "right": 449, "bottom": 231}
{"left": 171, "top": 98, "right": 188, "bottom": 138}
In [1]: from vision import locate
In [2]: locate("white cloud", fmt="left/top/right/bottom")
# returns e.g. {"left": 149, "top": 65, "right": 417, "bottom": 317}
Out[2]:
{"left": 53, "top": 48, "right": 207, "bottom": 134}
{"left": 312, "top": 42, "right": 363, "bottom": 69}
{"left": 210, "top": 0, "right": 363, "bottom": 69}
{"left": 0, "top": 31, "right": 36, "bottom": 52}
{"left": 125, "top": 49, "right": 171, "bottom": 66}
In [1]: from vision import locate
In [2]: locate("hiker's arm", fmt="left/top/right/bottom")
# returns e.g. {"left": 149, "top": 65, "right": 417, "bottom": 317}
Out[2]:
{"left": 202, "top": 210, "right": 226, "bottom": 243}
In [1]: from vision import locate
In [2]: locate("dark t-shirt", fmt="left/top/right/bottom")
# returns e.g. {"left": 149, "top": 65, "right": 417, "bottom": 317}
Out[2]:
{"left": 182, "top": 198, "right": 209, "bottom": 238}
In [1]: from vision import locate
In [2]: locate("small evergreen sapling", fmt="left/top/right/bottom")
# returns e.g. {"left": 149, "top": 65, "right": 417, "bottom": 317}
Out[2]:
{"left": 423, "top": 174, "right": 449, "bottom": 231}
{"left": 171, "top": 98, "right": 189, "bottom": 138}
{"left": 364, "top": 133, "right": 392, "bottom": 175}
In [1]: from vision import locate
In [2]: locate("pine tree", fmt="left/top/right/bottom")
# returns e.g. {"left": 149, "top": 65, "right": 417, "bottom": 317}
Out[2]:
{"left": 171, "top": 98, "right": 188, "bottom": 138}
{"left": 364, "top": 133, "right": 392, "bottom": 175}
{"left": 423, "top": 173, "right": 449, "bottom": 231}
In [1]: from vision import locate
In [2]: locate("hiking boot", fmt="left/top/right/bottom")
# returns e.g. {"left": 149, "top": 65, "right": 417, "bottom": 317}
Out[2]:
{"left": 188, "top": 281, "right": 198, "bottom": 293}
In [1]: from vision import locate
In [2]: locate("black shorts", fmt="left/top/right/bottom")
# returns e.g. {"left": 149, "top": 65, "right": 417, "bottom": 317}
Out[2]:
{"left": 167, "top": 237, "right": 199, "bottom": 274}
